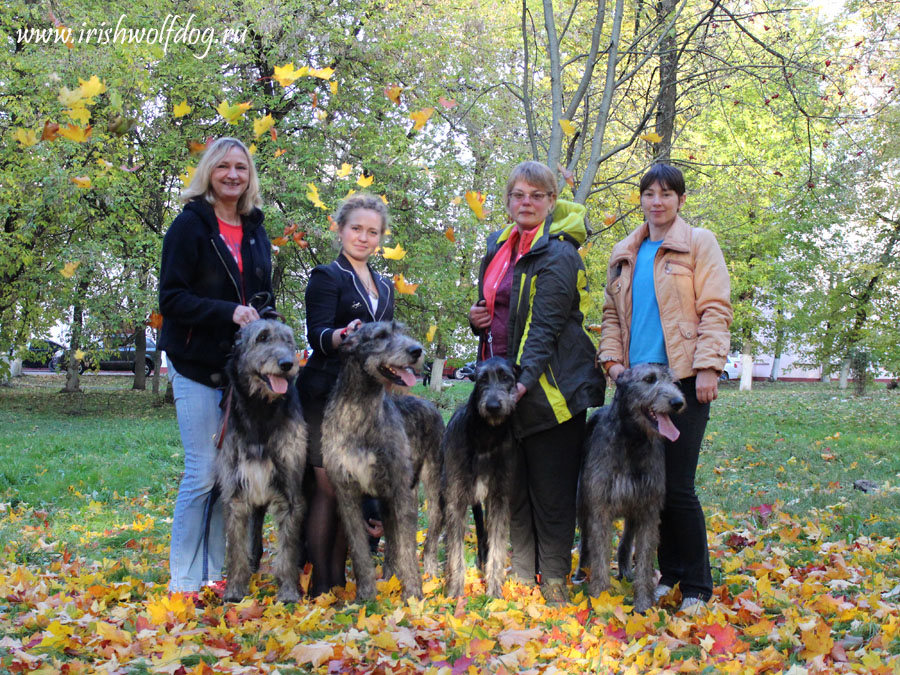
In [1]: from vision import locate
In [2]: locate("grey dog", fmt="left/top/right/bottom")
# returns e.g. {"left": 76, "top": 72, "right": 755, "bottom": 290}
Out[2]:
{"left": 579, "top": 363, "right": 684, "bottom": 612}
{"left": 217, "top": 318, "right": 307, "bottom": 603}
{"left": 321, "top": 320, "right": 429, "bottom": 601}
{"left": 435, "top": 357, "right": 518, "bottom": 597}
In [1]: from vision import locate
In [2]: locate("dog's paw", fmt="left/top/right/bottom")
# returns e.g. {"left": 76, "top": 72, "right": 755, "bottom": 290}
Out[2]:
{"left": 617, "top": 568, "right": 634, "bottom": 582}
{"left": 633, "top": 596, "right": 652, "bottom": 613}
{"left": 588, "top": 578, "right": 611, "bottom": 598}
{"left": 276, "top": 588, "right": 301, "bottom": 604}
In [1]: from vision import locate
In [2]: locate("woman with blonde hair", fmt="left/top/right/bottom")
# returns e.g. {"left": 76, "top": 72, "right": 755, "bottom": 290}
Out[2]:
{"left": 159, "top": 137, "right": 273, "bottom": 596}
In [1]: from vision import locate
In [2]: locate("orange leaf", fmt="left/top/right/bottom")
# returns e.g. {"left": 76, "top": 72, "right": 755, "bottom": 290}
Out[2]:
{"left": 410, "top": 107, "right": 435, "bottom": 131}
{"left": 465, "top": 191, "right": 485, "bottom": 219}
{"left": 41, "top": 121, "right": 60, "bottom": 141}
{"left": 604, "top": 214, "right": 616, "bottom": 226}
{"left": 188, "top": 140, "right": 206, "bottom": 154}
{"left": 274, "top": 148, "right": 287, "bottom": 157}
{"left": 393, "top": 273, "right": 419, "bottom": 295}
{"left": 384, "top": 85, "right": 402, "bottom": 104}
{"left": 444, "top": 226, "right": 456, "bottom": 243}
{"left": 557, "top": 163, "right": 575, "bottom": 188}
{"left": 148, "top": 312, "right": 164, "bottom": 330}
{"left": 438, "top": 96, "right": 457, "bottom": 109}
{"left": 800, "top": 619, "right": 834, "bottom": 659}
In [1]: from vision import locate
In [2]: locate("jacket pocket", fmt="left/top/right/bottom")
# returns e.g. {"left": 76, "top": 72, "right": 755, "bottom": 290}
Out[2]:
{"left": 665, "top": 259, "right": 697, "bottom": 318}
{"left": 679, "top": 321, "right": 699, "bottom": 363}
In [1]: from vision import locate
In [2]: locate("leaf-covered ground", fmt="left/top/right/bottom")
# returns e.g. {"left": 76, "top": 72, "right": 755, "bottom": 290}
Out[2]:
{"left": 1, "top": 377, "right": 900, "bottom": 673}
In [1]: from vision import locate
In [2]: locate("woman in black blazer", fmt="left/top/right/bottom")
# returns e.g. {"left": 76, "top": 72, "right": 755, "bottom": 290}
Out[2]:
{"left": 299, "top": 193, "right": 394, "bottom": 597}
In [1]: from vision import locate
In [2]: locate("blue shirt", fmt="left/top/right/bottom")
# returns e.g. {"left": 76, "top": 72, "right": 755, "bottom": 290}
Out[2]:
{"left": 629, "top": 238, "right": 668, "bottom": 366}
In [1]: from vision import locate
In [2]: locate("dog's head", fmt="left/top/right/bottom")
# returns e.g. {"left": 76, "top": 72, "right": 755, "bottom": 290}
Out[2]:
{"left": 340, "top": 320, "right": 422, "bottom": 387}
{"left": 615, "top": 363, "right": 685, "bottom": 441}
{"left": 471, "top": 357, "right": 518, "bottom": 426}
{"left": 231, "top": 319, "right": 300, "bottom": 400}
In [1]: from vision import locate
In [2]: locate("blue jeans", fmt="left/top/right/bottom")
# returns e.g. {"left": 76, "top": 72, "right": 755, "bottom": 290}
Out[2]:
{"left": 168, "top": 363, "right": 224, "bottom": 591}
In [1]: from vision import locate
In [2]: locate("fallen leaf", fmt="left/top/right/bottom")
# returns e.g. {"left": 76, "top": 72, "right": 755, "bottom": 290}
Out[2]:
{"left": 253, "top": 114, "right": 275, "bottom": 139}
{"left": 60, "top": 261, "right": 81, "bottom": 278}
{"left": 384, "top": 85, "right": 403, "bottom": 104}
{"left": 58, "top": 124, "right": 92, "bottom": 143}
{"left": 273, "top": 63, "right": 308, "bottom": 87}
{"left": 13, "top": 128, "right": 38, "bottom": 148}
{"left": 382, "top": 244, "right": 406, "bottom": 260}
{"left": 173, "top": 100, "right": 192, "bottom": 118}
{"left": 70, "top": 176, "right": 92, "bottom": 189}
{"left": 444, "top": 226, "right": 456, "bottom": 242}
{"left": 216, "top": 100, "right": 251, "bottom": 124}
{"left": 410, "top": 107, "right": 435, "bottom": 131}
{"left": 559, "top": 119, "right": 576, "bottom": 136}
{"left": 357, "top": 173, "right": 374, "bottom": 188}
{"left": 393, "top": 273, "right": 419, "bottom": 294}
{"left": 336, "top": 163, "right": 353, "bottom": 178}
{"left": 465, "top": 191, "right": 486, "bottom": 219}
{"left": 426, "top": 325, "right": 437, "bottom": 342}
{"left": 640, "top": 131, "right": 663, "bottom": 143}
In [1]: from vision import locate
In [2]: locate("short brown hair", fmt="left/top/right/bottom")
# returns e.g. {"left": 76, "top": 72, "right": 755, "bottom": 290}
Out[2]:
{"left": 504, "top": 161, "right": 557, "bottom": 202}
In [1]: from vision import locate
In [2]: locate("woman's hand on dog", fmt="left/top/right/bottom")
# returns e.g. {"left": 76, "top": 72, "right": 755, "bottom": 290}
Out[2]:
{"left": 232, "top": 304, "right": 260, "bottom": 327}
{"left": 332, "top": 319, "right": 363, "bottom": 348}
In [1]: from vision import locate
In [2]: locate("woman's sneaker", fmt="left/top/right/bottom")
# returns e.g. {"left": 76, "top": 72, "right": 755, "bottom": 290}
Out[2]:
{"left": 654, "top": 584, "right": 673, "bottom": 603}
{"left": 678, "top": 596, "right": 707, "bottom": 615}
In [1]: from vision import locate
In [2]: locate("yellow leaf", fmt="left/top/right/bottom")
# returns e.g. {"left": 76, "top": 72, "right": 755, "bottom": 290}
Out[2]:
{"left": 450, "top": 196, "right": 462, "bottom": 206}
{"left": 380, "top": 194, "right": 388, "bottom": 204}
{"left": 345, "top": 189, "right": 357, "bottom": 199}
{"left": 289, "top": 641, "right": 334, "bottom": 667}
{"left": 393, "top": 273, "right": 419, "bottom": 295}
{"left": 640, "top": 131, "right": 663, "bottom": 143}
{"left": 410, "top": 107, "right": 435, "bottom": 131}
{"left": 58, "top": 124, "right": 92, "bottom": 143}
{"left": 77, "top": 76, "right": 107, "bottom": 102}
{"left": 58, "top": 86, "right": 82, "bottom": 106}
{"left": 74, "top": 349, "right": 85, "bottom": 361}
{"left": 336, "top": 163, "right": 353, "bottom": 178}
{"left": 253, "top": 113, "right": 275, "bottom": 138}
{"left": 384, "top": 85, "right": 403, "bottom": 104}
{"left": 39, "top": 620, "right": 74, "bottom": 649}
{"left": 13, "top": 128, "right": 38, "bottom": 148}
{"left": 273, "top": 63, "right": 308, "bottom": 87}
{"left": 465, "top": 190, "right": 485, "bottom": 219}
{"left": 306, "top": 183, "right": 327, "bottom": 210}
{"left": 180, "top": 166, "right": 196, "bottom": 186}
{"left": 309, "top": 67, "right": 335, "bottom": 80}
{"left": 330, "top": 80, "right": 338, "bottom": 95}
{"left": 70, "top": 176, "right": 92, "bottom": 189}
{"left": 800, "top": 618, "right": 834, "bottom": 659}
{"left": 357, "top": 173, "right": 374, "bottom": 188}
{"left": 426, "top": 325, "right": 437, "bottom": 342}
{"left": 274, "top": 148, "right": 287, "bottom": 157}
{"left": 60, "top": 261, "right": 81, "bottom": 278}
{"left": 559, "top": 119, "right": 576, "bottom": 136}
{"left": 382, "top": 244, "right": 406, "bottom": 260}
{"left": 371, "top": 632, "right": 398, "bottom": 650}
{"left": 444, "top": 226, "right": 456, "bottom": 242}
{"left": 626, "top": 189, "right": 641, "bottom": 206}
{"left": 248, "top": 143, "right": 257, "bottom": 156}
{"left": 96, "top": 158, "right": 113, "bottom": 173}
{"left": 64, "top": 103, "right": 90, "bottom": 125}
{"left": 173, "top": 100, "right": 192, "bottom": 118}
{"left": 216, "top": 100, "right": 251, "bottom": 125}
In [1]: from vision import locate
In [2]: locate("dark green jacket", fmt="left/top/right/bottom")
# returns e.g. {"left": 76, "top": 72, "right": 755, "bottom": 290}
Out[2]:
{"left": 476, "top": 200, "right": 605, "bottom": 438}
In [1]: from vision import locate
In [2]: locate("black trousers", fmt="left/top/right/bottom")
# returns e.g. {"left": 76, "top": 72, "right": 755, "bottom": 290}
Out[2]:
{"left": 509, "top": 410, "right": 587, "bottom": 582}
{"left": 658, "top": 376, "right": 713, "bottom": 600}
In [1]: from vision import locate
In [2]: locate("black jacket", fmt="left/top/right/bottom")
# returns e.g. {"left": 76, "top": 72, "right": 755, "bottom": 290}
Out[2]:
{"left": 475, "top": 202, "right": 605, "bottom": 438}
{"left": 303, "top": 253, "right": 394, "bottom": 378}
{"left": 159, "top": 199, "right": 273, "bottom": 387}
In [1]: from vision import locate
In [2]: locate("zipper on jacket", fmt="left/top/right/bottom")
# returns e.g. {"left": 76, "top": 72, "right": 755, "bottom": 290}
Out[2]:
{"left": 210, "top": 237, "right": 245, "bottom": 304}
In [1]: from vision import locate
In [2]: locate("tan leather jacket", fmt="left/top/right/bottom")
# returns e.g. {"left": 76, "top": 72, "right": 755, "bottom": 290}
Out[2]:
{"left": 598, "top": 216, "right": 732, "bottom": 380}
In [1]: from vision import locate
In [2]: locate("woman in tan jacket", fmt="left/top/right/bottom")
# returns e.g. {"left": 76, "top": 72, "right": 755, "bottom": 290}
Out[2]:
{"left": 598, "top": 163, "right": 732, "bottom": 613}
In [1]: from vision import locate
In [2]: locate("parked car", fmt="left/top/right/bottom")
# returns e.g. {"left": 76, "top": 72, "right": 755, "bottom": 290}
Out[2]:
{"left": 454, "top": 360, "right": 476, "bottom": 380}
{"left": 52, "top": 334, "right": 159, "bottom": 376}
{"left": 720, "top": 354, "right": 742, "bottom": 381}
{"left": 11, "top": 339, "right": 65, "bottom": 369}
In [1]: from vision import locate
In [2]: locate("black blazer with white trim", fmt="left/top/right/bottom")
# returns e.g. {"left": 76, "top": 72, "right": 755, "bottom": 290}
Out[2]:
{"left": 302, "top": 252, "right": 394, "bottom": 377}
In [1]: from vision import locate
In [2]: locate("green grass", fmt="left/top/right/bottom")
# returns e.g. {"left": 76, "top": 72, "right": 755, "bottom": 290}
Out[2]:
{"left": 1, "top": 373, "right": 899, "bottom": 569}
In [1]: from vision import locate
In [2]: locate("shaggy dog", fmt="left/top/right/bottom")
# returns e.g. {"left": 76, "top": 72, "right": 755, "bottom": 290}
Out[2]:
{"left": 217, "top": 318, "right": 306, "bottom": 603}
{"left": 434, "top": 357, "right": 518, "bottom": 597}
{"left": 321, "top": 320, "right": 429, "bottom": 601}
{"left": 579, "top": 363, "right": 684, "bottom": 612}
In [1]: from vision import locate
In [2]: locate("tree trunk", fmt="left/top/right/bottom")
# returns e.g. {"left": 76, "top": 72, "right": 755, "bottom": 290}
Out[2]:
{"left": 62, "top": 283, "right": 89, "bottom": 393}
{"left": 768, "top": 355, "right": 781, "bottom": 382}
{"left": 739, "top": 345, "right": 753, "bottom": 392}
{"left": 654, "top": 0, "right": 678, "bottom": 163}
{"left": 838, "top": 358, "right": 850, "bottom": 390}
{"left": 132, "top": 328, "right": 147, "bottom": 390}
{"left": 429, "top": 358, "right": 444, "bottom": 393}
{"left": 152, "top": 350, "right": 162, "bottom": 395}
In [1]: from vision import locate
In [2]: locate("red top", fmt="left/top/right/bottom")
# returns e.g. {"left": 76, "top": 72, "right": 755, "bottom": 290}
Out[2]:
{"left": 217, "top": 217, "right": 243, "bottom": 274}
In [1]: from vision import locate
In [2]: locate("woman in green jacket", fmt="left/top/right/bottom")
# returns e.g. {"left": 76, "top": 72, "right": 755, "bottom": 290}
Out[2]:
{"left": 469, "top": 160, "right": 605, "bottom": 604}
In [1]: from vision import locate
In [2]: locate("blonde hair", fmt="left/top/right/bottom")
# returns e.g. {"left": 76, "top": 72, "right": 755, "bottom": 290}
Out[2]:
{"left": 180, "top": 137, "right": 262, "bottom": 215}
{"left": 333, "top": 193, "right": 389, "bottom": 234}
{"left": 504, "top": 160, "right": 557, "bottom": 203}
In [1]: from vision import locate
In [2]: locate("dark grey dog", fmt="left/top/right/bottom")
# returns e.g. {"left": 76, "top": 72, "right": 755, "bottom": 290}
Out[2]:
{"left": 579, "top": 363, "right": 684, "bottom": 612}
{"left": 321, "top": 321, "right": 426, "bottom": 601}
{"left": 217, "top": 319, "right": 307, "bottom": 603}
{"left": 435, "top": 357, "right": 518, "bottom": 597}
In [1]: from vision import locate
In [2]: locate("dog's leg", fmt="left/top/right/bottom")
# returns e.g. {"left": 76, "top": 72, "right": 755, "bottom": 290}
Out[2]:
{"left": 249, "top": 505, "right": 266, "bottom": 573}
{"left": 617, "top": 520, "right": 635, "bottom": 582}
{"left": 630, "top": 515, "right": 660, "bottom": 613}
{"left": 391, "top": 487, "right": 423, "bottom": 600}
{"left": 483, "top": 491, "right": 510, "bottom": 597}
{"left": 334, "top": 482, "right": 375, "bottom": 601}
{"left": 443, "top": 493, "right": 467, "bottom": 597}
{"left": 575, "top": 491, "right": 591, "bottom": 583}
{"left": 270, "top": 494, "right": 303, "bottom": 603}
{"left": 587, "top": 510, "right": 613, "bottom": 598}
{"left": 224, "top": 499, "right": 254, "bottom": 602}
{"left": 422, "top": 490, "right": 443, "bottom": 578}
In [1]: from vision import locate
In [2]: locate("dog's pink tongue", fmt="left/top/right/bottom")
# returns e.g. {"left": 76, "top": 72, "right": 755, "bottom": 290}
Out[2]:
{"left": 399, "top": 368, "right": 417, "bottom": 387}
{"left": 268, "top": 375, "right": 288, "bottom": 394}
{"left": 657, "top": 413, "right": 680, "bottom": 442}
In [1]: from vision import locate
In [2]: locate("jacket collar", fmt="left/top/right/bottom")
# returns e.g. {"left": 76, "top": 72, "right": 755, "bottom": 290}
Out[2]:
{"left": 185, "top": 198, "right": 264, "bottom": 234}
{"left": 335, "top": 252, "right": 391, "bottom": 321}
{"left": 609, "top": 215, "right": 691, "bottom": 266}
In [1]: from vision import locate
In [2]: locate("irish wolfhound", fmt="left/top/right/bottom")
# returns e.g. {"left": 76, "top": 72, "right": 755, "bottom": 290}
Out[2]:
{"left": 321, "top": 320, "right": 428, "bottom": 601}
{"left": 435, "top": 357, "right": 518, "bottom": 597}
{"left": 579, "top": 363, "right": 684, "bottom": 612}
{"left": 217, "top": 318, "right": 306, "bottom": 603}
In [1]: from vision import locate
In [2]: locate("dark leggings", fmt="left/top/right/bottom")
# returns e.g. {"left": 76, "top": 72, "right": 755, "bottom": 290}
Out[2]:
{"left": 657, "top": 376, "right": 713, "bottom": 600}
{"left": 509, "top": 411, "right": 587, "bottom": 582}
